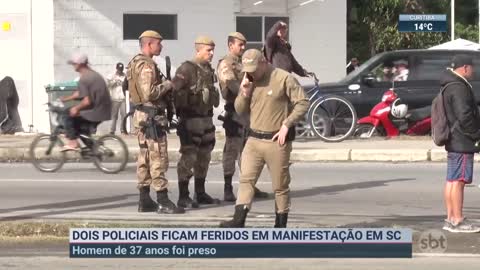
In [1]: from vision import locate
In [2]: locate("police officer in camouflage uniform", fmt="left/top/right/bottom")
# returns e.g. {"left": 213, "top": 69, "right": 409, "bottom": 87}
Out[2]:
{"left": 172, "top": 36, "right": 221, "bottom": 208}
{"left": 126, "top": 30, "right": 184, "bottom": 214}
{"left": 217, "top": 32, "right": 269, "bottom": 202}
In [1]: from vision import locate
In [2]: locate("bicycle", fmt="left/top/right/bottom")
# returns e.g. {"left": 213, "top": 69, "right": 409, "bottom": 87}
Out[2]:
{"left": 29, "top": 101, "right": 129, "bottom": 174}
{"left": 300, "top": 73, "right": 357, "bottom": 143}
{"left": 295, "top": 73, "right": 322, "bottom": 139}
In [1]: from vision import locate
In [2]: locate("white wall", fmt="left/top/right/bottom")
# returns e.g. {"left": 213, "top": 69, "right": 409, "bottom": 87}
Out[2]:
{"left": 0, "top": 0, "right": 53, "bottom": 133}
{"left": 235, "top": 0, "right": 347, "bottom": 83}
{"left": 239, "top": 0, "right": 288, "bottom": 14}
{"left": 52, "top": 0, "right": 346, "bottom": 132}
{"left": 32, "top": 0, "right": 54, "bottom": 133}
{"left": 290, "top": 0, "right": 346, "bottom": 83}
{"left": 54, "top": 0, "right": 236, "bottom": 132}
{"left": 54, "top": 0, "right": 235, "bottom": 82}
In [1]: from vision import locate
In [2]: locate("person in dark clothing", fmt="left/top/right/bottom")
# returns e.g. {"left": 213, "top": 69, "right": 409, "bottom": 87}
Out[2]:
{"left": 264, "top": 21, "right": 309, "bottom": 77}
{"left": 0, "top": 76, "right": 23, "bottom": 134}
{"left": 346, "top": 58, "right": 359, "bottom": 74}
{"left": 441, "top": 54, "right": 480, "bottom": 233}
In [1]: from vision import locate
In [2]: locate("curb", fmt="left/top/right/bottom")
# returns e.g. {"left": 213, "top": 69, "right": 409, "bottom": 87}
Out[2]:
{"left": 0, "top": 146, "right": 455, "bottom": 163}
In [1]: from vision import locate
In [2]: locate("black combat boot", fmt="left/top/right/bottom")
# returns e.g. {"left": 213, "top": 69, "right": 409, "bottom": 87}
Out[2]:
{"left": 219, "top": 205, "right": 249, "bottom": 228}
{"left": 177, "top": 181, "right": 199, "bottom": 209}
{"left": 274, "top": 212, "right": 288, "bottom": 228}
{"left": 194, "top": 178, "right": 221, "bottom": 205}
{"left": 138, "top": 186, "right": 158, "bottom": 212}
{"left": 254, "top": 187, "right": 269, "bottom": 199}
{"left": 223, "top": 175, "right": 236, "bottom": 202}
{"left": 157, "top": 190, "right": 185, "bottom": 214}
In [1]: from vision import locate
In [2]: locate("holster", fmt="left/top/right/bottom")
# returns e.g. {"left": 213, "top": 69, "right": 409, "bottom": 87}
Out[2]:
{"left": 218, "top": 103, "right": 242, "bottom": 137}
{"left": 137, "top": 105, "right": 167, "bottom": 140}
{"left": 176, "top": 120, "right": 190, "bottom": 145}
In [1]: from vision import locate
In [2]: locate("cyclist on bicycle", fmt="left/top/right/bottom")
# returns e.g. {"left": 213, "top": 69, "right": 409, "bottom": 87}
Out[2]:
{"left": 60, "top": 52, "right": 112, "bottom": 151}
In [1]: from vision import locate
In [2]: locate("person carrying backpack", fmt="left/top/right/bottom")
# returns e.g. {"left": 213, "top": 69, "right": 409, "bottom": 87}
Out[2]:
{"left": 433, "top": 54, "right": 480, "bottom": 233}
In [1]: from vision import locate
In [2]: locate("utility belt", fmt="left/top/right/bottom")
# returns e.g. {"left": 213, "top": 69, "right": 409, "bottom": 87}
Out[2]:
{"left": 248, "top": 127, "right": 296, "bottom": 142}
{"left": 176, "top": 121, "right": 216, "bottom": 147}
{"left": 136, "top": 105, "right": 168, "bottom": 140}
{"left": 179, "top": 109, "right": 214, "bottom": 119}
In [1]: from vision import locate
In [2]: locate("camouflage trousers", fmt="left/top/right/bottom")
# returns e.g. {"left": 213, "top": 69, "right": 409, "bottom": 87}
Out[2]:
{"left": 222, "top": 133, "right": 245, "bottom": 177}
{"left": 136, "top": 130, "right": 169, "bottom": 192}
{"left": 177, "top": 117, "right": 216, "bottom": 182}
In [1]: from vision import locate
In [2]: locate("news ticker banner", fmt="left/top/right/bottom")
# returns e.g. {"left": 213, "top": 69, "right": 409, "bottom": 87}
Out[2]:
{"left": 70, "top": 228, "right": 412, "bottom": 258}
{"left": 398, "top": 14, "right": 447, "bottom": 32}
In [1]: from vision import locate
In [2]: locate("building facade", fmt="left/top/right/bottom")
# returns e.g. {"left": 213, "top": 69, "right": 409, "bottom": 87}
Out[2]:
{"left": 0, "top": 0, "right": 346, "bottom": 133}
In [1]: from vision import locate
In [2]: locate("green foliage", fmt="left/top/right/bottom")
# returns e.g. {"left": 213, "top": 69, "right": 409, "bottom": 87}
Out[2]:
{"left": 455, "top": 22, "right": 479, "bottom": 42}
{"left": 348, "top": 0, "right": 477, "bottom": 61}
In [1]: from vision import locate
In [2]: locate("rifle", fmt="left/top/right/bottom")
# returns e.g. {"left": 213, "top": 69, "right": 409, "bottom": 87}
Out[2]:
{"left": 165, "top": 56, "right": 175, "bottom": 126}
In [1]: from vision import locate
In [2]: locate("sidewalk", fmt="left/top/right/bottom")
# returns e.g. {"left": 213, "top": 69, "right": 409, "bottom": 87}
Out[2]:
{"left": 0, "top": 133, "right": 454, "bottom": 162}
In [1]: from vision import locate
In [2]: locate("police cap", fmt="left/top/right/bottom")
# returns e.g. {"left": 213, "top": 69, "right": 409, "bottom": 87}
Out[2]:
{"left": 228, "top": 32, "right": 247, "bottom": 42}
{"left": 139, "top": 30, "right": 163, "bottom": 40}
{"left": 195, "top": 36, "right": 215, "bottom": 46}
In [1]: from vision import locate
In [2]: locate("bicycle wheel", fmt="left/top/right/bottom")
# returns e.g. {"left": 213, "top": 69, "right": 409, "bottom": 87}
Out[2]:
{"left": 92, "top": 134, "right": 129, "bottom": 174}
{"left": 295, "top": 116, "right": 316, "bottom": 139}
{"left": 309, "top": 95, "right": 357, "bottom": 142}
{"left": 29, "top": 134, "right": 66, "bottom": 172}
{"left": 121, "top": 111, "right": 134, "bottom": 135}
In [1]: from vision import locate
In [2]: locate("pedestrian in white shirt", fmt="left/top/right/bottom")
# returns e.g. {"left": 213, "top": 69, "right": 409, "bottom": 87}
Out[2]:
{"left": 107, "top": 62, "right": 126, "bottom": 135}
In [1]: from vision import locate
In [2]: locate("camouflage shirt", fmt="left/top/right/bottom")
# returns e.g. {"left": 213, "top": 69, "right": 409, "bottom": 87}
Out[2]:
{"left": 126, "top": 54, "right": 172, "bottom": 128}
{"left": 217, "top": 53, "right": 242, "bottom": 104}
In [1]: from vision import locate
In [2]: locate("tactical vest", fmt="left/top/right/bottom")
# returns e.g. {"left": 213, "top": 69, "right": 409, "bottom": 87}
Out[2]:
{"left": 126, "top": 54, "right": 161, "bottom": 105}
{"left": 176, "top": 61, "right": 219, "bottom": 117}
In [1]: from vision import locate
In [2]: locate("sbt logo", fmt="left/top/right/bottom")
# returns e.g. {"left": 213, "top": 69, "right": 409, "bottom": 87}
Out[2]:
{"left": 418, "top": 230, "right": 447, "bottom": 253}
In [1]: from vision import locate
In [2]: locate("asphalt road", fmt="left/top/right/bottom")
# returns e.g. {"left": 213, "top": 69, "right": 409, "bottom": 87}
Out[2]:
{"left": 0, "top": 162, "right": 479, "bottom": 262}
{"left": 1, "top": 256, "right": 480, "bottom": 270}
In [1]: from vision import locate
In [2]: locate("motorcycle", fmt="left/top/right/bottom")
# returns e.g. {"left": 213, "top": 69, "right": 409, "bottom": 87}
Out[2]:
{"left": 354, "top": 88, "right": 431, "bottom": 138}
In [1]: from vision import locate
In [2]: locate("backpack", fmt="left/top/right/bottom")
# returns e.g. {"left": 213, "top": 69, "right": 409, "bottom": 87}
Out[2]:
{"left": 431, "top": 82, "right": 460, "bottom": 146}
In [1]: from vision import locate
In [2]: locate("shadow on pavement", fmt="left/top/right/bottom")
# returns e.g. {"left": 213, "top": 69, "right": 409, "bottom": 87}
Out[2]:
{"left": 291, "top": 178, "right": 415, "bottom": 198}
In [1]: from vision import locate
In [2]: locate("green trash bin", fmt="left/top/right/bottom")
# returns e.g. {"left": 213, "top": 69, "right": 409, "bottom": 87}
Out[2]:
{"left": 45, "top": 81, "right": 79, "bottom": 132}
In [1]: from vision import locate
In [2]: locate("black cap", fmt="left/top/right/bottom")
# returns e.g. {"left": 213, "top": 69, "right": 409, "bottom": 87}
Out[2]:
{"left": 116, "top": 62, "right": 124, "bottom": 69}
{"left": 451, "top": 54, "right": 473, "bottom": 69}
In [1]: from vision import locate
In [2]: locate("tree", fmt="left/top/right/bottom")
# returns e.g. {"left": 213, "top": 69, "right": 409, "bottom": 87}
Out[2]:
{"left": 348, "top": 0, "right": 451, "bottom": 60}
{"left": 455, "top": 23, "right": 479, "bottom": 42}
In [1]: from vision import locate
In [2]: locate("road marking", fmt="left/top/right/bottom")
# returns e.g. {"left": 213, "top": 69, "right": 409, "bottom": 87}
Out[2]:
{"left": 413, "top": 253, "right": 480, "bottom": 258}
{"left": 0, "top": 179, "right": 270, "bottom": 185}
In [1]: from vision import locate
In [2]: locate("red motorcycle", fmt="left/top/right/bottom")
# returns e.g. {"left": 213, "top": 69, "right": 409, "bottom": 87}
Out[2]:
{"left": 354, "top": 88, "right": 431, "bottom": 138}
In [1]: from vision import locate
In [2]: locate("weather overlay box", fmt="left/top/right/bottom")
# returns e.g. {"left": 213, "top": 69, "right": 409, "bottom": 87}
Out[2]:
{"left": 398, "top": 14, "right": 447, "bottom": 32}
{"left": 69, "top": 228, "right": 412, "bottom": 258}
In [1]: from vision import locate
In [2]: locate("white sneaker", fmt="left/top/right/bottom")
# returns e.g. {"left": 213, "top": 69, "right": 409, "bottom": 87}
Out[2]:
{"left": 450, "top": 218, "right": 480, "bottom": 233}
{"left": 442, "top": 219, "right": 454, "bottom": 232}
